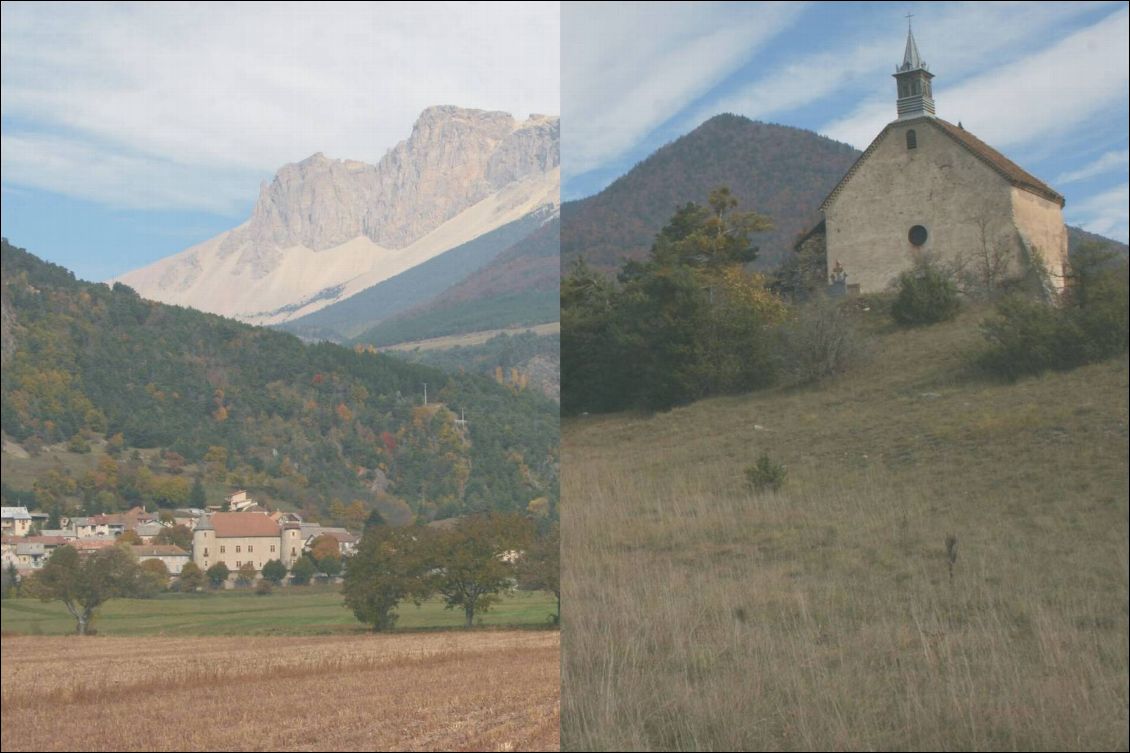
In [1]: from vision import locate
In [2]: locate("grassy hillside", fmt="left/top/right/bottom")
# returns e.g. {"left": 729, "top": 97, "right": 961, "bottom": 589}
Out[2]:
{"left": 561, "top": 303, "right": 1128, "bottom": 750}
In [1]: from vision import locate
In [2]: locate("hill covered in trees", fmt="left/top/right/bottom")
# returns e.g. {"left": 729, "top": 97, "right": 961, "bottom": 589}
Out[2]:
{"left": 0, "top": 239, "right": 558, "bottom": 524}
{"left": 561, "top": 115, "right": 859, "bottom": 272}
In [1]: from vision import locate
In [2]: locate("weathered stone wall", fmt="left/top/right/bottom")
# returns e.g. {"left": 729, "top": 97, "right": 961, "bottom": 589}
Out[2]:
{"left": 825, "top": 119, "right": 1023, "bottom": 293}
{"left": 1011, "top": 187, "right": 1069, "bottom": 290}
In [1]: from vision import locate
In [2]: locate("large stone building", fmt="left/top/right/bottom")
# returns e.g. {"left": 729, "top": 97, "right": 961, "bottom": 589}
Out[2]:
{"left": 192, "top": 512, "right": 303, "bottom": 574}
{"left": 821, "top": 27, "right": 1069, "bottom": 294}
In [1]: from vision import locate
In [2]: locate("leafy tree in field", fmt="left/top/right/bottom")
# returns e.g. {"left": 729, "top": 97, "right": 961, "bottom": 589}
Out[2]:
{"left": 424, "top": 513, "right": 535, "bottom": 628}
{"left": 289, "top": 554, "right": 318, "bottom": 585}
{"left": 236, "top": 562, "right": 257, "bottom": 587}
{"left": 516, "top": 523, "right": 560, "bottom": 623}
{"left": 206, "top": 562, "right": 230, "bottom": 589}
{"left": 177, "top": 561, "right": 205, "bottom": 592}
{"left": 139, "top": 558, "right": 170, "bottom": 593}
{"left": 261, "top": 559, "right": 288, "bottom": 585}
{"left": 343, "top": 526, "right": 430, "bottom": 631}
{"left": 309, "top": 533, "right": 342, "bottom": 576}
{"left": 26, "top": 545, "right": 144, "bottom": 635}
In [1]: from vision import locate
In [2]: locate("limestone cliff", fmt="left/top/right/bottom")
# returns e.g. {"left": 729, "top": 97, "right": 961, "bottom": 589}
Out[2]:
{"left": 117, "top": 106, "right": 560, "bottom": 324}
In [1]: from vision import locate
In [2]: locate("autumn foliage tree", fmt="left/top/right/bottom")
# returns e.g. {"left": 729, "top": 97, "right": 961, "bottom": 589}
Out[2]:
{"left": 177, "top": 561, "right": 205, "bottom": 592}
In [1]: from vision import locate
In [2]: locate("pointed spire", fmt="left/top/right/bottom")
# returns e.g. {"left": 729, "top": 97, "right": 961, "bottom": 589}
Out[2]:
{"left": 899, "top": 16, "right": 926, "bottom": 72}
{"left": 892, "top": 16, "right": 936, "bottom": 119}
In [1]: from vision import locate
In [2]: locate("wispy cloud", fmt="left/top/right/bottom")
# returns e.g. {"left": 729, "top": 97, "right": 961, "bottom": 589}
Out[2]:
{"left": 1055, "top": 149, "right": 1130, "bottom": 184}
{"left": 1067, "top": 183, "right": 1130, "bottom": 242}
{"left": 692, "top": 2, "right": 1108, "bottom": 136}
{"left": 0, "top": 3, "right": 560, "bottom": 213}
{"left": 822, "top": 6, "right": 1130, "bottom": 150}
{"left": 562, "top": 1, "right": 805, "bottom": 179}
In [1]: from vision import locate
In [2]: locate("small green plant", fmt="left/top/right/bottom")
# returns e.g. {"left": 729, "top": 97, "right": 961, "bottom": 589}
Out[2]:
{"left": 745, "top": 453, "right": 786, "bottom": 493}
{"left": 891, "top": 257, "right": 960, "bottom": 325}
{"left": 255, "top": 580, "right": 273, "bottom": 596}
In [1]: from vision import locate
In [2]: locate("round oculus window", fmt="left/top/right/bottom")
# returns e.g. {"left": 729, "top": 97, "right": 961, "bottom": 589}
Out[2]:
{"left": 908, "top": 225, "right": 928, "bottom": 246}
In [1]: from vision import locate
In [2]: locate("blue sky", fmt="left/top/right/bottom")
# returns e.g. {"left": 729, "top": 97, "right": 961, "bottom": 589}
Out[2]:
{"left": 563, "top": 1, "right": 1129, "bottom": 244}
{"left": 1, "top": 3, "right": 560, "bottom": 282}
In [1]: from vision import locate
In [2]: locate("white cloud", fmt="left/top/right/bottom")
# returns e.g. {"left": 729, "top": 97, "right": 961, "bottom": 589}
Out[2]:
{"left": 0, "top": 132, "right": 257, "bottom": 213}
{"left": 1067, "top": 183, "right": 1130, "bottom": 242}
{"left": 0, "top": 2, "right": 560, "bottom": 213}
{"left": 822, "top": 6, "right": 1130, "bottom": 150}
{"left": 562, "top": 1, "right": 805, "bottom": 179}
{"left": 1055, "top": 149, "right": 1130, "bottom": 184}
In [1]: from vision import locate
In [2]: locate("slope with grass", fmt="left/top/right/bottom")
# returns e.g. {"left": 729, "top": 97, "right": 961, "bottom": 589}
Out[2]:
{"left": 561, "top": 302, "right": 1128, "bottom": 750}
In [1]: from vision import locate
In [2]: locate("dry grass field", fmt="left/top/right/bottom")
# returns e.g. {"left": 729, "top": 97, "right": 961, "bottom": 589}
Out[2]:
{"left": 1, "top": 631, "right": 559, "bottom": 751}
{"left": 561, "top": 305, "right": 1129, "bottom": 750}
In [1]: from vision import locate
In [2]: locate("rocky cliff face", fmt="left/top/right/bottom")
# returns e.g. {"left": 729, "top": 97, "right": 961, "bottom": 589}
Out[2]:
{"left": 117, "top": 106, "right": 560, "bottom": 323}
{"left": 218, "top": 106, "right": 559, "bottom": 275}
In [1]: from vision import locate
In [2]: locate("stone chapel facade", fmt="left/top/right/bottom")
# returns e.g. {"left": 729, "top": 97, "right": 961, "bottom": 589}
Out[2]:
{"left": 821, "top": 27, "right": 1069, "bottom": 294}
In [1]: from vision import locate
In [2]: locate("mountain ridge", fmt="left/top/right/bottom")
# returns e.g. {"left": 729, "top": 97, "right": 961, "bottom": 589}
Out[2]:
{"left": 116, "top": 106, "right": 560, "bottom": 327}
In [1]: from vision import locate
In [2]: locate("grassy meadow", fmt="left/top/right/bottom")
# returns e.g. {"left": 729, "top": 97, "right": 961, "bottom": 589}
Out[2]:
{"left": 561, "top": 302, "right": 1129, "bottom": 750}
{"left": 1, "top": 631, "right": 559, "bottom": 751}
{"left": 1, "top": 586, "right": 559, "bottom": 636}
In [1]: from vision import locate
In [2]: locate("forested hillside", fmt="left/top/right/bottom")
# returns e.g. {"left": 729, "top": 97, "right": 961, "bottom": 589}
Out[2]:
{"left": 0, "top": 239, "right": 557, "bottom": 524}
{"left": 561, "top": 115, "right": 859, "bottom": 272}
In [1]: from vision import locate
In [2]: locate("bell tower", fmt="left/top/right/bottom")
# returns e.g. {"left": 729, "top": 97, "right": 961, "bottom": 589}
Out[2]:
{"left": 893, "top": 18, "right": 935, "bottom": 119}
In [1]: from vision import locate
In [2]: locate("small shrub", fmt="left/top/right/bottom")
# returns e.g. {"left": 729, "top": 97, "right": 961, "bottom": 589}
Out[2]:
{"left": 980, "top": 263, "right": 1128, "bottom": 379}
{"left": 891, "top": 258, "right": 960, "bottom": 325}
{"left": 255, "top": 580, "right": 273, "bottom": 596}
{"left": 745, "top": 454, "right": 786, "bottom": 493}
{"left": 777, "top": 296, "right": 869, "bottom": 384}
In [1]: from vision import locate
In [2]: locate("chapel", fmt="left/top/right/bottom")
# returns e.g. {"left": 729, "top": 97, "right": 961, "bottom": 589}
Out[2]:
{"left": 820, "top": 26, "right": 1069, "bottom": 294}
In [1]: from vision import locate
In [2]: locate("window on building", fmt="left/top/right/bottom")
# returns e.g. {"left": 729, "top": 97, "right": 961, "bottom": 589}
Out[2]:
{"left": 236, "top": 545, "right": 241, "bottom": 553}
{"left": 248, "top": 545, "right": 253, "bottom": 553}
{"left": 270, "top": 545, "right": 276, "bottom": 553}
{"left": 220, "top": 546, "right": 225, "bottom": 554}
{"left": 908, "top": 225, "right": 928, "bottom": 246}
{"left": 204, "top": 548, "right": 209, "bottom": 557}
{"left": 906, "top": 130, "right": 917, "bottom": 150}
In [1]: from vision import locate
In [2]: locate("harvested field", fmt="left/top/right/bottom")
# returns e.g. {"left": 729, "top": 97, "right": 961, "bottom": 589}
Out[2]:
{"left": 1, "top": 631, "right": 559, "bottom": 751}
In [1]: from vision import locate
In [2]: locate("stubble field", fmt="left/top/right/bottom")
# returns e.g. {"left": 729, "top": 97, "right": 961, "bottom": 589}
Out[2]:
{"left": 1, "top": 631, "right": 560, "bottom": 751}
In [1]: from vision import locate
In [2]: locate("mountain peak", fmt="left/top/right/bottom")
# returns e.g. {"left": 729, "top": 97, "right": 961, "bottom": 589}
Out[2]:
{"left": 115, "top": 104, "right": 559, "bottom": 326}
